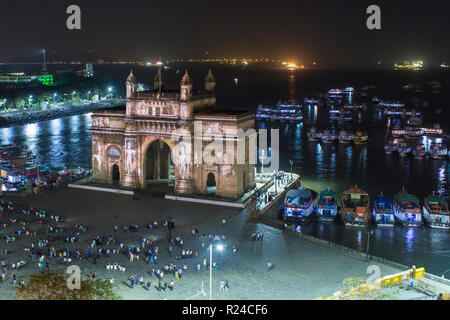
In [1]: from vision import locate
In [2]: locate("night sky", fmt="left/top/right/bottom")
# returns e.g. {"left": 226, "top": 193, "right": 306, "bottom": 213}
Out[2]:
{"left": 1, "top": 0, "right": 449, "bottom": 67}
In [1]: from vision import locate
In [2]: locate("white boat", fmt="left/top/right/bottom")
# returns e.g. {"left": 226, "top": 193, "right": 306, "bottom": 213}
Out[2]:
{"left": 307, "top": 128, "right": 321, "bottom": 142}
{"left": 393, "top": 191, "right": 423, "bottom": 227}
{"left": 429, "top": 142, "right": 447, "bottom": 159}
{"left": 412, "top": 144, "right": 426, "bottom": 160}
{"left": 397, "top": 141, "right": 412, "bottom": 157}
{"left": 321, "top": 131, "right": 338, "bottom": 144}
{"left": 384, "top": 140, "right": 397, "bottom": 155}
{"left": 338, "top": 131, "right": 354, "bottom": 144}
{"left": 423, "top": 193, "right": 449, "bottom": 229}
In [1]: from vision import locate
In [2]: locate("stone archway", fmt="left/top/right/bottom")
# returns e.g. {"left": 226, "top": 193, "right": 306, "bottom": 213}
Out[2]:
{"left": 143, "top": 139, "right": 174, "bottom": 186}
{"left": 111, "top": 164, "right": 120, "bottom": 185}
{"left": 206, "top": 172, "right": 216, "bottom": 194}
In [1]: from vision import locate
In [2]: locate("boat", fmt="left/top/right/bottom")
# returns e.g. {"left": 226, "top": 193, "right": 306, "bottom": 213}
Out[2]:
{"left": 393, "top": 190, "right": 423, "bottom": 227}
{"left": 304, "top": 98, "right": 319, "bottom": 105}
{"left": 412, "top": 144, "right": 426, "bottom": 160}
{"left": 421, "top": 124, "right": 444, "bottom": 138}
{"left": 282, "top": 186, "right": 315, "bottom": 223}
{"left": 384, "top": 140, "right": 397, "bottom": 155}
{"left": 378, "top": 101, "right": 405, "bottom": 109}
{"left": 422, "top": 192, "right": 449, "bottom": 229}
{"left": 397, "top": 141, "right": 412, "bottom": 157}
{"left": 321, "top": 131, "right": 338, "bottom": 144}
{"left": 407, "top": 112, "right": 423, "bottom": 126}
{"left": 353, "top": 132, "right": 368, "bottom": 144}
{"left": 256, "top": 103, "right": 303, "bottom": 122}
{"left": 372, "top": 194, "right": 395, "bottom": 226}
{"left": 338, "top": 110, "right": 353, "bottom": 122}
{"left": 429, "top": 142, "right": 447, "bottom": 159}
{"left": 316, "top": 188, "right": 338, "bottom": 222}
{"left": 341, "top": 186, "right": 370, "bottom": 226}
{"left": 288, "top": 114, "right": 303, "bottom": 123}
{"left": 338, "top": 131, "right": 354, "bottom": 144}
{"left": 307, "top": 128, "right": 321, "bottom": 142}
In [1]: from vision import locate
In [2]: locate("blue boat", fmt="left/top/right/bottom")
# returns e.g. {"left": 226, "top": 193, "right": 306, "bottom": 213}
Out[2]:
{"left": 316, "top": 188, "right": 338, "bottom": 222}
{"left": 282, "top": 187, "right": 315, "bottom": 222}
{"left": 372, "top": 194, "right": 395, "bottom": 226}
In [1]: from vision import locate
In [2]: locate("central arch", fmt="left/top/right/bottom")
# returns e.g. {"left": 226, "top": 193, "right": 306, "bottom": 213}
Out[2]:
{"left": 144, "top": 139, "right": 174, "bottom": 186}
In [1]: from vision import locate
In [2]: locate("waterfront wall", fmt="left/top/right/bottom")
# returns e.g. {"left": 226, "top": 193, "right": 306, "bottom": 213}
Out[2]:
{"left": 0, "top": 98, "right": 125, "bottom": 127}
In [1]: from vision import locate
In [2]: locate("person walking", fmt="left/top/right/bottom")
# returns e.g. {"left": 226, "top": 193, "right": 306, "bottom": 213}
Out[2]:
{"left": 222, "top": 219, "right": 226, "bottom": 228}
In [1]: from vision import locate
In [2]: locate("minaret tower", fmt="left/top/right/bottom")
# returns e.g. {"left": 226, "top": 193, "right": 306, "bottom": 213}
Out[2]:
{"left": 126, "top": 70, "right": 137, "bottom": 98}
{"left": 153, "top": 68, "right": 164, "bottom": 92}
{"left": 180, "top": 70, "right": 192, "bottom": 101}
{"left": 204, "top": 68, "right": 215, "bottom": 91}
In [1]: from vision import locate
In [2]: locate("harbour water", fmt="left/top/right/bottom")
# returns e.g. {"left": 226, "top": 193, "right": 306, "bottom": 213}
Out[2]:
{"left": 0, "top": 64, "right": 448, "bottom": 274}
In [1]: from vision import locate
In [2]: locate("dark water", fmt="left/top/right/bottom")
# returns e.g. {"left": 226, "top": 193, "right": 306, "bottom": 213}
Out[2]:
{"left": 0, "top": 64, "right": 449, "bottom": 274}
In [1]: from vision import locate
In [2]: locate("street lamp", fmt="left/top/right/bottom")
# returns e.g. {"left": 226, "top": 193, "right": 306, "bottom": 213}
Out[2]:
{"left": 365, "top": 229, "right": 374, "bottom": 262}
{"left": 209, "top": 243, "right": 224, "bottom": 300}
{"left": 260, "top": 150, "right": 266, "bottom": 176}
{"left": 289, "top": 160, "right": 294, "bottom": 182}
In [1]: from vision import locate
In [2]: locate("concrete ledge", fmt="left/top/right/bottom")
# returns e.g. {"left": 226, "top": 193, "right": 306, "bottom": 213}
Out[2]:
{"left": 68, "top": 183, "right": 134, "bottom": 196}
{"left": 424, "top": 272, "right": 450, "bottom": 287}
{"left": 165, "top": 194, "right": 245, "bottom": 208}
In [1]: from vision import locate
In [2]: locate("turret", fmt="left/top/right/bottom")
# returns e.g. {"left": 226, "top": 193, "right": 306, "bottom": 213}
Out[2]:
{"left": 205, "top": 69, "right": 216, "bottom": 91}
{"left": 205, "top": 68, "right": 215, "bottom": 91}
{"left": 153, "top": 68, "right": 164, "bottom": 92}
{"left": 126, "top": 70, "right": 137, "bottom": 98}
{"left": 180, "top": 70, "right": 192, "bottom": 101}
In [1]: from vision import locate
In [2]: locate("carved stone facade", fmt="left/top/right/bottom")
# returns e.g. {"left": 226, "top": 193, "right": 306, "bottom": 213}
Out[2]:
{"left": 89, "top": 70, "right": 256, "bottom": 199}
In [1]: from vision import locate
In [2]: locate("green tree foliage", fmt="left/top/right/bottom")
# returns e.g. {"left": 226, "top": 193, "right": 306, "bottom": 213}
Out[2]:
{"left": 16, "top": 270, "right": 123, "bottom": 300}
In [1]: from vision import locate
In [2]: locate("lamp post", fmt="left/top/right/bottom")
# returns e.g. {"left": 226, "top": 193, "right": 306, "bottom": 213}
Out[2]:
{"left": 366, "top": 229, "right": 373, "bottom": 262}
{"left": 289, "top": 160, "right": 294, "bottom": 182}
{"left": 209, "top": 243, "right": 223, "bottom": 300}
{"left": 260, "top": 150, "right": 266, "bottom": 176}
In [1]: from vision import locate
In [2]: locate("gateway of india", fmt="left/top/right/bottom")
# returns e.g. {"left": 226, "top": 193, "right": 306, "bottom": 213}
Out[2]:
{"left": 89, "top": 69, "right": 256, "bottom": 199}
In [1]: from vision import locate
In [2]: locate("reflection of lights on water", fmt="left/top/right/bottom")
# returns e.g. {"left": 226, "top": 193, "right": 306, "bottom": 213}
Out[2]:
{"left": 0, "top": 127, "right": 13, "bottom": 145}
{"left": 50, "top": 118, "right": 62, "bottom": 135}
{"left": 24, "top": 123, "right": 39, "bottom": 139}
{"left": 405, "top": 228, "right": 415, "bottom": 253}
{"left": 437, "top": 164, "right": 447, "bottom": 196}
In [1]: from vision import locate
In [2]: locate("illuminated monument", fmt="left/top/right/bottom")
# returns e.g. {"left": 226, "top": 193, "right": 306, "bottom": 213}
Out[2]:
{"left": 89, "top": 69, "right": 256, "bottom": 199}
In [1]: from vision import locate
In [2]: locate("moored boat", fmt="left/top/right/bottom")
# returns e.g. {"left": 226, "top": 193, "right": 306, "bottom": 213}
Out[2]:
{"left": 338, "top": 131, "right": 354, "bottom": 144}
{"left": 353, "top": 132, "right": 368, "bottom": 145}
{"left": 398, "top": 141, "right": 412, "bottom": 157}
{"left": 321, "top": 130, "right": 338, "bottom": 144}
{"left": 423, "top": 192, "right": 449, "bottom": 229}
{"left": 282, "top": 186, "right": 315, "bottom": 223}
{"left": 341, "top": 186, "right": 370, "bottom": 226}
{"left": 307, "top": 128, "right": 321, "bottom": 141}
{"left": 372, "top": 194, "right": 395, "bottom": 226}
{"left": 316, "top": 188, "right": 338, "bottom": 222}
{"left": 393, "top": 190, "right": 423, "bottom": 227}
{"left": 384, "top": 140, "right": 397, "bottom": 155}
{"left": 412, "top": 144, "right": 426, "bottom": 160}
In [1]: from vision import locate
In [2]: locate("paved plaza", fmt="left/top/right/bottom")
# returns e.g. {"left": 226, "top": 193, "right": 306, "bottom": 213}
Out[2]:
{"left": 0, "top": 186, "right": 410, "bottom": 300}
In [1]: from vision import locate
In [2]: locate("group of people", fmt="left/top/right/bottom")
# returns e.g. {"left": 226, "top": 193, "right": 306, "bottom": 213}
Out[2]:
{"left": 0, "top": 197, "right": 244, "bottom": 297}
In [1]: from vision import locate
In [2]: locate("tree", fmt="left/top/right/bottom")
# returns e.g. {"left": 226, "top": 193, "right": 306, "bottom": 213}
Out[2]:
{"left": 16, "top": 270, "right": 123, "bottom": 300}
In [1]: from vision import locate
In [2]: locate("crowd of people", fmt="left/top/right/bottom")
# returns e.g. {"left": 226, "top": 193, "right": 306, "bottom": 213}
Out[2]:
{"left": 0, "top": 198, "right": 245, "bottom": 298}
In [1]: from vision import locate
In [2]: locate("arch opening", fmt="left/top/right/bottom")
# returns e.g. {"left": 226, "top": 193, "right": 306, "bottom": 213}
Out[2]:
{"left": 206, "top": 172, "right": 216, "bottom": 194}
{"left": 145, "top": 140, "right": 174, "bottom": 185}
{"left": 111, "top": 164, "right": 120, "bottom": 185}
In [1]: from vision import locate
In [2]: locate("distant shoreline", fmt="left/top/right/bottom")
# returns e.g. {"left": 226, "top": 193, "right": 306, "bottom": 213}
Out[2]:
{"left": 0, "top": 99, "right": 125, "bottom": 128}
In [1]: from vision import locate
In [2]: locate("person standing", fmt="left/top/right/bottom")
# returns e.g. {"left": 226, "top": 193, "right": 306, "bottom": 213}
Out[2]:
{"left": 222, "top": 219, "right": 226, "bottom": 228}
